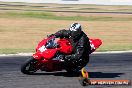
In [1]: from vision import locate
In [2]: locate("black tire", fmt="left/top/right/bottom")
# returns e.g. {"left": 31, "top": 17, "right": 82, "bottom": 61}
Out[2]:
{"left": 21, "top": 57, "right": 38, "bottom": 75}
{"left": 64, "top": 63, "right": 81, "bottom": 74}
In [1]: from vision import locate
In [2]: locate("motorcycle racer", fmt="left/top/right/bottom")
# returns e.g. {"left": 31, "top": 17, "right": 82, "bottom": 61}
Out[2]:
{"left": 21, "top": 23, "right": 102, "bottom": 74}
{"left": 52, "top": 23, "right": 91, "bottom": 70}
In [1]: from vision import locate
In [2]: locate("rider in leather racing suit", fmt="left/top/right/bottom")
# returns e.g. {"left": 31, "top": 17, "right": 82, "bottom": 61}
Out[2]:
{"left": 53, "top": 23, "right": 91, "bottom": 70}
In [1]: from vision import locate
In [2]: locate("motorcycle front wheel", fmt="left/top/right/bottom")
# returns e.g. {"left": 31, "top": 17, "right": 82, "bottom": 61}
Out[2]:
{"left": 21, "top": 57, "right": 38, "bottom": 75}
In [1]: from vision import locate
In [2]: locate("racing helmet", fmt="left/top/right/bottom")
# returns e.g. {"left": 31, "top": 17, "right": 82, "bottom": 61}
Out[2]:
{"left": 69, "top": 23, "right": 82, "bottom": 37}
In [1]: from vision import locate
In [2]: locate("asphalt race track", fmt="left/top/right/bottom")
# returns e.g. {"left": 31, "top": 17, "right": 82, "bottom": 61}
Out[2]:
{"left": 0, "top": 53, "right": 132, "bottom": 88}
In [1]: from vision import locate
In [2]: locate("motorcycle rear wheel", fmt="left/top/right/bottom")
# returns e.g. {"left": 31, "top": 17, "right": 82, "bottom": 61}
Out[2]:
{"left": 65, "top": 67, "right": 80, "bottom": 74}
{"left": 21, "top": 57, "right": 38, "bottom": 75}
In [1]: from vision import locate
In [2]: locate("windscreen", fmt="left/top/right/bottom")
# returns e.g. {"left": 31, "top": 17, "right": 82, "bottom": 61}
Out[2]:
{"left": 45, "top": 38, "right": 59, "bottom": 49}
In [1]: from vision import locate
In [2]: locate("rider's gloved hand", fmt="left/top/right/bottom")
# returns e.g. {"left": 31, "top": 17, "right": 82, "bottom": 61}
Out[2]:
{"left": 47, "top": 34, "right": 54, "bottom": 38}
{"left": 65, "top": 54, "right": 77, "bottom": 61}
{"left": 65, "top": 55, "right": 72, "bottom": 62}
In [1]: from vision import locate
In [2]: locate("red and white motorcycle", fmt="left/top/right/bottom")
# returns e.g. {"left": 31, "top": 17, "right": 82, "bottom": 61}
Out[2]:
{"left": 21, "top": 35, "right": 102, "bottom": 74}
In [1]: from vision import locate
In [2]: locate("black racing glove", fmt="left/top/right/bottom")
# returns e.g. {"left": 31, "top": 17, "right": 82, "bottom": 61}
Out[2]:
{"left": 65, "top": 55, "right": 72, "bottom": 61}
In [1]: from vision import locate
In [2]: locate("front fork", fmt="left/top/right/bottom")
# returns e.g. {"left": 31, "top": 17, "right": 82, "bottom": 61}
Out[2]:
{"left": 32, "top": 54, "right": 45, "bottom": 70}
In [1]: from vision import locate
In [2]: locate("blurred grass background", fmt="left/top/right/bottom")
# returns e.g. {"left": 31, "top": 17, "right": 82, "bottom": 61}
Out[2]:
{"left": 0, "top": 2, "right": 132, "bottom": 54}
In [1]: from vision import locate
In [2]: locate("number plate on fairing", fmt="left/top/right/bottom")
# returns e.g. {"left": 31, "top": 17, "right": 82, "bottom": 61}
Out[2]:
{"left": 38, "top": 45, "right": 47, "bottom": 52}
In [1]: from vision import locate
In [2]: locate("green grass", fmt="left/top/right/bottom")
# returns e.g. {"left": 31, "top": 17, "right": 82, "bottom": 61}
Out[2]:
{"left": 0, "top": 2, "right": 132, "bottom": 54}
{"left": 1, "top": 2, "right": 132, "bottom": 13}
{"left": 98, "top": 44, "right": 132, "bottom": 52}
{"left": 0, "top": 44, "right": 132, "bottom": 54}
{"left": 0, "top": 49, "right": 35, "bottom": 54}
{"left": 1, "top": 12, "right": 132, "bottom": 21}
